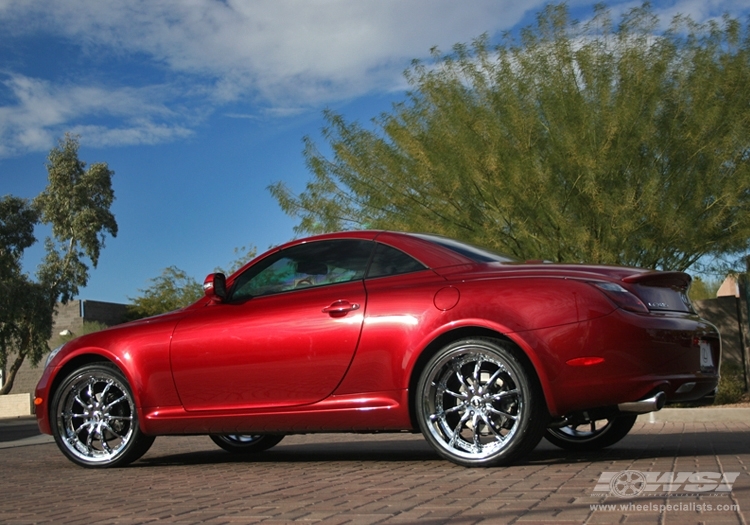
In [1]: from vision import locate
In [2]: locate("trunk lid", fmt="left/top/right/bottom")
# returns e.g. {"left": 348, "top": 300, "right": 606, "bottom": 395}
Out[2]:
{"left": 435, "top": 263, "right": 695, "bottom": 313}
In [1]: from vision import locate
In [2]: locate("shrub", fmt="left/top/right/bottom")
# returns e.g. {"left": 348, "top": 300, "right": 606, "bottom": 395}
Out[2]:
{"left": 47, "top": 320, "right": 109, "bottom": 351}
{"left": 715, "top": 361, "right": 748, "bottom": 405}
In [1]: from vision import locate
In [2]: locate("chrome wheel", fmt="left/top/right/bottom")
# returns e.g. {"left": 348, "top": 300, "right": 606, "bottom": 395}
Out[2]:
{"left": 51, "top": 363, "right": 154, "bottom": 468}
{"left": 210, "top": 433, "right": 284, "bottom": 453}
{"left": 545, "top": 414, "right": 637, "bottom": 451}
{"left": 416, "top": 338, "right": 546, "bottom": 467}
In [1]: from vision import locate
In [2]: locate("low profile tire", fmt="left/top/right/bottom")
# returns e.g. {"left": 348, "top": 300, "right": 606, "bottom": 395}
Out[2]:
{"left": 210, "top": 434, "right": 284, "bottom": 453}
{"left": 51, "top": 362, "right": 154, "bottom": 468}
{"left": 545, "top": 414, "right": 637, "bottom": 451}
{"left": 416, "top": 338, "right": 547, "bottom": 467}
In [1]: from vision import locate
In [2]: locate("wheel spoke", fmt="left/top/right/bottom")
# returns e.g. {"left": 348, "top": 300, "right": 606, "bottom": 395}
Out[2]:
{"left": 103, "top": 394, "right": 128, "bottom": 411}
{"left": 100, "top": 381, "right": 112, "bottom": 400}
{"left": 486, "top": 405, "right": 518, "bottom": 420}
{"left": 444, "top": 403, "right": 467, "bottom": 415}
{"left": 100, "top": 431, "right": 114, "bottom": 454}
{"left": 430, "top": 401, "right": 467, "bottom": 422}
{"left": 448, "top": 411, "right": 471, "bottom": 448}
{"left": 73, "top": 420, "right": 89, "bottom": 435}
{"left": 85, "top": 427, "right": 96, "bottom": 450}
{"left": 86, "top": 381, "right": 95, "bottom": 402}
{"left": 106, "top": 414, "right": 133, "bottom": 422}
{"left": 472, "top": 360, "right": 483, "bottom": 391}
{"left": 72, "top": 394, "right": 87, "bottom": 409}
{"left": 490, "top": 389, "right": 519, "bottom": 401}
{"left": 444, "top": 388, "right": 467, "bottom": 400}
{"left": 451, "top": 361, "right": 472, "bottom": 393}
{"left": 486, "top": 367, "right": 504, "bottom": 387}
{"left": 102, "top": 422, "right": 125, "bottom": 440}
{"left": 472, "top": 414, "right": 483, "bottom": 448}
{"left": 480, "top": 413, "right": 504, "bottom": 440}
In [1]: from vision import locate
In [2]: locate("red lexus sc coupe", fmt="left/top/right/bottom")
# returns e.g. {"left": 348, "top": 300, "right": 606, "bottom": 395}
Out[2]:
{"left": 35, "top": 231, "right": 720, "bottom": 468}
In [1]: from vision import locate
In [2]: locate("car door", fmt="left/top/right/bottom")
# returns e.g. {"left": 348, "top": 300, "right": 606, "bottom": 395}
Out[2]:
{"left": 170, "top": 239, "right": 373, "bottom": 411}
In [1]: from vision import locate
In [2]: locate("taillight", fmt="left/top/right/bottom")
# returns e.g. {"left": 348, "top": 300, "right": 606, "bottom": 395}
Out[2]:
{"left": 590, "top": 281, "right": 649, "bottom": 313}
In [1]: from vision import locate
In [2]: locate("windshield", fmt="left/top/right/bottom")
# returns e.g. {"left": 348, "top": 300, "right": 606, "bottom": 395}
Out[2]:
{"left": 412, "top": 234, "right": 518, "bottom": 263}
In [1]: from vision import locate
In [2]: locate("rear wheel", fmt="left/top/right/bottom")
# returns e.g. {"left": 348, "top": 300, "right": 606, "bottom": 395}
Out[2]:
{"left": 51, "top": 363, "right": 154, "bottom": 468}
{"left": 545, "top": 414, "right": 637, "bottom": 451}
{"left": 416, "top": 338, "right": 547, "bottom": 467}
{"left": 209, "top": 434, "right": 284, "bottom": 453}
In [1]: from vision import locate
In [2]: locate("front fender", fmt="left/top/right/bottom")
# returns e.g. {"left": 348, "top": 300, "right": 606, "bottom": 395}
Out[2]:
{"left": 35, "top": 317, "right": 182, "bottom": 435}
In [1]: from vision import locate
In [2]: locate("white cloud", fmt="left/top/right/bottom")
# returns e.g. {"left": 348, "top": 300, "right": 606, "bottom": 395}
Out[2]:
{"left": 651, "top": 0, "right": 750, "bottom": 24}
{"left": 67, "top": 122, "right": 194, "bottom": 148}
{"left": 1, "top": 0, "right": 545, "bottom": 105}
{"left": 0, "top": 0, "right": 747, "bottom": 156}
{"left": 582, "top": 0, "right": 750, "bottom": 30}
{"left": 0, "top": 0, "right": 552, "bottom": 155}
{"left": 0, "top": 73, "right": 193, "bottom": 156}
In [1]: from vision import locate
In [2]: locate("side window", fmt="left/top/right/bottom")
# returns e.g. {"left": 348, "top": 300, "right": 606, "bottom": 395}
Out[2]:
{"left": 366, "top": 243, "right": 426, "bottom": 279}
{"left": 229, "top": 240, "right": 374, "bottom": 301}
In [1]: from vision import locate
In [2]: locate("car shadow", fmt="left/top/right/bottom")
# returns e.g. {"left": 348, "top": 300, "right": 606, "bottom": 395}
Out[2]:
{"left": 137, "top": 437, "right": 440, "bottom": 467}
{"left": 134, "top": 430, "right": 750, "bottom": 468}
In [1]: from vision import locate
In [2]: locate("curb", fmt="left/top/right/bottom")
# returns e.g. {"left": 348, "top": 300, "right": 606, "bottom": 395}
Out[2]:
{"left": 0, "top": 394, "right": 33, "bottom": 419}
{"left": 0, "top": 434, "right": 54, "bottom": 449}
{"left": 0, "top": 409, "right": 748, "bottom": 450}
{"left": 638, "top": 407, "right": 750, "bottom": 423}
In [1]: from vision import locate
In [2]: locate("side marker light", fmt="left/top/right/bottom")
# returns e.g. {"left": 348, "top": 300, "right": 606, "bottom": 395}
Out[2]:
{"left": 566, "top": 357, "right": 605, "bottom": 366}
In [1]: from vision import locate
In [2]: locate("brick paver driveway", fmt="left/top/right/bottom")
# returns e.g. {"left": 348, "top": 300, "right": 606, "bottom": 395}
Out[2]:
{"left": 0, "top": 420, "right": 748, "bottom": 524}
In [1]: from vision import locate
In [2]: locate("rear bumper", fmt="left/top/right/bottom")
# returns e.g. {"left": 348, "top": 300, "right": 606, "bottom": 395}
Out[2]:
{"left": 525, "top": 309, "right": 720, "bottom": 417}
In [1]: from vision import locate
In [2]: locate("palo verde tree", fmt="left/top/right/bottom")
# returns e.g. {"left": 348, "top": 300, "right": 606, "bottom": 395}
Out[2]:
{"left": 271, "top": 3, "right": 750, "bottom": 272}
{"left": 0, "top": 134, "right": 117, "bottom": 394}
{"left": 125, "top": 266, "right": 203, "bottom": 320}
{"left": 126, "top": 246, "right": 257, "bottom": 320}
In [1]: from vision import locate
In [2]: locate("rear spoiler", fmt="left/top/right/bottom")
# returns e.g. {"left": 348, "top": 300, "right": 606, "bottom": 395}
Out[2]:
{"left": 622, "top": 271, "right": 691, "bottom": 289}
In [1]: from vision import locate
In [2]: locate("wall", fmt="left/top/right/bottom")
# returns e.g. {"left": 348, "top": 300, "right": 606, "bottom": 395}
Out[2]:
{"left": 693, "top": 296, "right": 750, "bottom": 391}
{"left": 3, "top": 300, "right": 129, "bottom": 403}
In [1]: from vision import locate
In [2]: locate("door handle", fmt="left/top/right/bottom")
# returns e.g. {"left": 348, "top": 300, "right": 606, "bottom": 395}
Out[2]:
{"left": 322, "top": 300, "right": 360, "bottom": 315}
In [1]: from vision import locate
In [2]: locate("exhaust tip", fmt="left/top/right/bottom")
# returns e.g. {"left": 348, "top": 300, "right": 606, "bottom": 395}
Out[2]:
{"left": 618, "top": 391, "right": 666, "bottom": 414}
{"left": 654, "top": 391, "right": 666, "bottom": 410}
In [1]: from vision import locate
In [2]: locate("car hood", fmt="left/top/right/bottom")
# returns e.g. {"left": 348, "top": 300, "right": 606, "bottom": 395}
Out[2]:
{"left": 57, "top": 305, "right": 192, "bottom": 356}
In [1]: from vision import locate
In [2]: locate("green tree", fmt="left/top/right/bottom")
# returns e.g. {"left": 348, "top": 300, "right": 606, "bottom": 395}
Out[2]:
{"left": 271, "top": 3, "right": 750, "bottom": 272}
{"left": 687, "top": 276, "right": 721, "bottom": 301}
{"left": 0, "top": 134, "right": 116, "bottom": 394}
{"left": 47, "top": 320, "right": 109, "bottom": 350}
{"left": 126, "top": 266, "right": 203, "bottom": 320}
{"left": 125, "top": 246, "right": 257, "bottom": 320}
{"left": 219, "top": 245, "right": 258, "bottom": 275}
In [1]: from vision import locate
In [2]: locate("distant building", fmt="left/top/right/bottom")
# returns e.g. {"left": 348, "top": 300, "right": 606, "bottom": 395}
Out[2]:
{"left": 717, "top": 275, "right": 740, "bottom": 298}
{"left": 0, "top": 300, "right": 129, "bottom": 397}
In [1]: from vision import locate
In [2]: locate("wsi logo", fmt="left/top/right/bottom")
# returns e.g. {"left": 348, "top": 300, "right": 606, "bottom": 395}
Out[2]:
{"left": 593, "top": 471, "right": 741, "bottom": 498}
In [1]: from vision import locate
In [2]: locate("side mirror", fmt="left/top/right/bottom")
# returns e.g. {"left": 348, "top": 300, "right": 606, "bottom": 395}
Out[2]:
{"left": 203, "top": 273, "right": 227, "bottom": 302}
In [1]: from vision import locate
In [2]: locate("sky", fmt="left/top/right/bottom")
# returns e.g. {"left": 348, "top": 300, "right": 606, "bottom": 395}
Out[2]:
{"left": 1, "top": 0, "right": 749, "bottom": 304}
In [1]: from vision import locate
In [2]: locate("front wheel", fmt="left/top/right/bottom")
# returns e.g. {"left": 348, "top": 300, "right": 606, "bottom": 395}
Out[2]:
{"left": 210, "top": 434, "right": 284, "bottom": 453}
{"left": 416, "top": 338, "right": 547, "bottom": 467}
{"left": 50, "top": 363, "right": 154, "bottom": 468}
{"left": 545, "top": 414, "right": 637, "bottom": 451}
